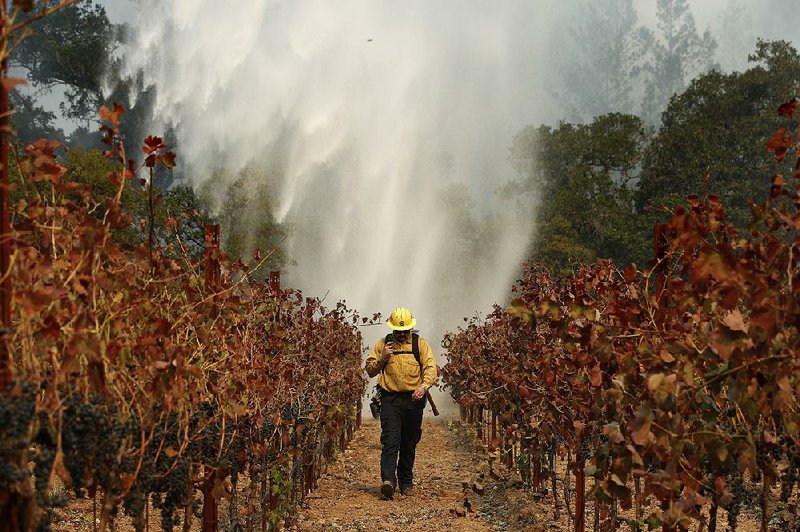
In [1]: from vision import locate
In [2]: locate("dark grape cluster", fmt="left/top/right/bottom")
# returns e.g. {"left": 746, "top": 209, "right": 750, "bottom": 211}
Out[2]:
{"left": 726, "top": 470, "right": 759, "bottom": 530}
{"left": 149, "top": 461, "right": 191, "bottom": 532}
{"left": 0, "top": 382, "right": 36, "bottom": 456}
{"left": 61, "top": 394, "right": 119, "bottom": 496}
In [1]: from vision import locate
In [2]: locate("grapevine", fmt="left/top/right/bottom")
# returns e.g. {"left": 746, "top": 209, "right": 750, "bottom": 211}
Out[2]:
{"left": 443, "top": 99, "right": 800, "bottom": 531}
{"left": 0, "top": 102, "right": 367, "bottom": 531}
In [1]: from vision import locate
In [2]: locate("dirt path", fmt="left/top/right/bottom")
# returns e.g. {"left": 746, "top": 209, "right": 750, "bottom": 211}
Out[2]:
{"left": 294, "top": 416, "right": 494, "bottom": 532}
{"left": 294, "top": 419, "right": 767, "bottom": 532}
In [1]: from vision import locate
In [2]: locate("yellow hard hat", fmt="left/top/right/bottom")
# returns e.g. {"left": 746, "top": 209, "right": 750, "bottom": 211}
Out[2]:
{"left": 386, "top": 307, "right": 416, "bottom": 331}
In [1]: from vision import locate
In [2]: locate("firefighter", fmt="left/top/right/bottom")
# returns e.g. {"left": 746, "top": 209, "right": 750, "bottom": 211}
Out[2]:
{"left": 365, "top": 307, "right": 438, "bottom": 499}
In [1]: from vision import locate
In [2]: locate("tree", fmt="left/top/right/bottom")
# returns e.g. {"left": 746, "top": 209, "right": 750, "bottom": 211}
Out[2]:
{"left": 9, "top": 92, "right": 65, "bottom": 145}
{"left": 29, "top": 146, "right": 212, "bottom": 255}
{"left": 637, "top": 40, "right": 800, "bottom": 232}
{"left": 639, "top": 0, "right": 717, "bottom": 124}
{"left": 62, "top": 145, "right": 121, "bottom": 200}
{"left": 554, "top": 0, "right": 643, "bottom": 120}
{"left": 153, "top": 184, "right": 215, "bottom": 262}
{"left": 715, "top": 0, "right": 756, "bottom": 72}
{"left": 11, "top": 0, "right": 119, "bottom": 123}
{"left": 509, "top": 113, "right": 650, "bottom": 276}
{"left": 212, "top": 169, "right": 288, "bottom": 279}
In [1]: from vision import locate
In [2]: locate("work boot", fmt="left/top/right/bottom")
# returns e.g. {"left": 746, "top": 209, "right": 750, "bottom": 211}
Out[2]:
{"left": 380, "top": 480, "right": 395, "bottom": 500}
{"left": 400, "top": 484, "right": 413, "bottom": 496}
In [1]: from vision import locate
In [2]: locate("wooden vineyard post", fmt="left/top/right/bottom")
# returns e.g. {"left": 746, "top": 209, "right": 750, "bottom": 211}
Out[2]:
{"left": 202, "top": 224, "right": 221, "bottom": 532}
{"left": 531, "top": 445, "right": 541, "bottom": 490}
{"left": 594, "top": 478, "right": 601, "bottom": 532}
{"left": 484, "top": 410, "right": 489, "bottom": 447}
{"left": 661, "top": 500, "right": 674, "bottom": 532}
{"left": 304, "top": 459, "right": 312, "bottom": 500}
{"left": 269, "top": 471, "right": 278, "bottom": 513}
{"left": 654, "top": 224, "right": 667, "bottom": 297}
{"left": 260, "top": 470, "right": 268, "bottom": 532}
{"left": 205, "top": 224, "right": 221, "bottom": 294}
{"left": 575, "top": 453, "right": 586, "bottom": 532}
{"left": 201, "top": 468, "right": 218, "bottom": 532}
{"left": 269, "top": 270, "right": 280, "bottom": 292}
{"left": 512, "top": 442, "right": 517, "bottom": 471}
{"left": 635, "top": 477, "right": 642, "bottom": 521}
{"left": 0, "top": 3, "right": 13, "bottom": 529}
{"left": 0, "top": 0, "right": 10, "bottom": 395}
{"left": 565, "top": 448, "right": 572, "bottom": 526}
{"left": 653, "top": 223, "right": 672, "bottom": 324}
{"left": 654, "top": 223, "right": 675, "bottom": 530}
{"left": 550, "top": 441, "right": 560, "bottom": 519}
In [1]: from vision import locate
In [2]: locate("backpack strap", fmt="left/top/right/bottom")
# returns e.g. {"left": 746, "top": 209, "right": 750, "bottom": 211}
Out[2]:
{"left": 412, "top": 333, "right": 420, "bottom": 367}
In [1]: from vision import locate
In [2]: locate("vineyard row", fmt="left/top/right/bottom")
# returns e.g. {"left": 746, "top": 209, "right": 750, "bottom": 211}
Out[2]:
{"left": 441, "top": 101, "right": 800, "bottom": 532}
{"left": 0, "top": 107, "right": 368, "bottom": 532}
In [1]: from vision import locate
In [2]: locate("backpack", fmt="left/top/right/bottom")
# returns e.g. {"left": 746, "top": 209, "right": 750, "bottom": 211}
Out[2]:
{"left": 369, "top": 333, "right": 423, "bottom": 419}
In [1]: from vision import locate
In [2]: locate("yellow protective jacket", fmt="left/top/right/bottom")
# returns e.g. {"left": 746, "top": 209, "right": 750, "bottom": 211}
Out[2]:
{"left": 365, "top": 334, "right": 437, "bottom": 392}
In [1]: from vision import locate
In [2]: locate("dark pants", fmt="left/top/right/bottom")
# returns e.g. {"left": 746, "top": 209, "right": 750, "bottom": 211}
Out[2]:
{"left": 379, "top": 389, "right": 425, "bottom": 488}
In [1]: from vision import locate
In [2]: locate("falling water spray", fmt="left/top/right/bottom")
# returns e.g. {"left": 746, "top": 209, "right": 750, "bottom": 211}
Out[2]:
{"left": 120, "top": 0, "right": 582, "bottom": 413}
{"left": 119, "top": 0, "right": 800, "bottom": 413}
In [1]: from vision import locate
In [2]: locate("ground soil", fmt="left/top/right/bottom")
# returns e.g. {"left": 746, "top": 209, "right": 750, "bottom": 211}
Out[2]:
{"left": 295, "top": 415, "right": 613, "bottom": 531}
{"left": 295, "top": 416, "right": 494, "bottom": 531}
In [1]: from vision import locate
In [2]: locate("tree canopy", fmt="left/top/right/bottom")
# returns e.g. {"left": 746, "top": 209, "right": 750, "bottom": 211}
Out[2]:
{"left": 510, "top": 113, "right": 649, "bottom": 276}
{"left": 515, "top": 39, "right": 800, "bottom": 277}
{"left": 637, "top": 39, "right": 800, "bottom": 229}
{"left": 12, "top": 0, "right": 119, "bottom": 122}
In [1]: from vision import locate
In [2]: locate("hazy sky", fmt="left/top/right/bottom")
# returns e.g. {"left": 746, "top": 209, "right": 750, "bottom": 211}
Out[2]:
{"left": 102, "top": 0, "right": 729, "bottom": 26}
{"left": 99, "top": 0, "right": 137, "bottom": 24}
{"left": 633, "top": 0, "right": 726, "bottom": 28}
{"left": 98, "top": 0, "right": 770, "bottom": 38}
